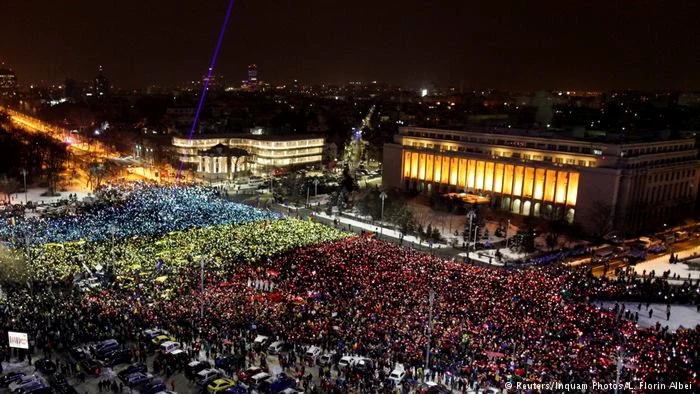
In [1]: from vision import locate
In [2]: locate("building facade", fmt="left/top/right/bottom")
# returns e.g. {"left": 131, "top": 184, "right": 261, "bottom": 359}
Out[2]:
{"left": 173, "top": 134, "right": 324, "bottom": 179}
{"left": 383, "top": 126, "right": 700, "bottom": 235}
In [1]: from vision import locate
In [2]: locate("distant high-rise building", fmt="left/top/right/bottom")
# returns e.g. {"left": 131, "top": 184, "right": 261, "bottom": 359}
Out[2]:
{"left": 0, "top": 68, "right": 18, "bottom": 97}
{"left": 248, "top": 64, "right": 257, "bottom": 82}
{"left": 246, "top": 64, "right": 258, "bottom": 92}
{"left": 93, "top": 65, "right": 109, "bottom": 98}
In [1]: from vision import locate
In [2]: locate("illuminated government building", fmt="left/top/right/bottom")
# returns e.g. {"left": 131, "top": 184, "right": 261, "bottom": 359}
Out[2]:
{"left": 173, "top": 133, "right": 324, "bottom": 178}
{"left": 383, "top": 126, "right": 700, "bottom": 234}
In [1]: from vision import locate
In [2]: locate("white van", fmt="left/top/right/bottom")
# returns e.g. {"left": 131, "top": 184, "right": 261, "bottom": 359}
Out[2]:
{"left": 389, "top": 364, "right": 406, "bottom": 385}
{"left": 248, "top": 176, "right": 265, "bottom": 186}
{"left": 159, "top": 341, "right": 181, "bottom": 354}
{"left": 253, "top": 335, "right": 269, "bottom": 349}
{"left": 250, "top": 372, "right": 271, "bottom": 388}
{"left": 267, "top": 340, "right": 285, "bottom": 355}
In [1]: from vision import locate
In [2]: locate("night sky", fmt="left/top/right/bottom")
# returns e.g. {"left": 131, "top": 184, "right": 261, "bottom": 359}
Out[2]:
{"left": 1, "top": 0, "right": 698, "bottom": 90}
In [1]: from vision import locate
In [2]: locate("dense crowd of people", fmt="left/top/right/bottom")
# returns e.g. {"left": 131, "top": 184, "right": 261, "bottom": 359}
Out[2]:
{"left": 1, "top": 183, "right": 276, "bottom": 245}
{"left": 0, "top": 184, "right": 698, "bottom": 393}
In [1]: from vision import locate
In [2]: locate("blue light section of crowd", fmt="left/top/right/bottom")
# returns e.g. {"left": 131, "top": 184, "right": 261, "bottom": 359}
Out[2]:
{"left": 0, "top": 184, "right": 279, "bottom": 245}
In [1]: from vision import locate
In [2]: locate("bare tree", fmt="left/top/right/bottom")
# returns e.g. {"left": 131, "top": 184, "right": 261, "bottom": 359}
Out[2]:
{"left": 0, "top": 176, "right": 20, "bottom": 203}
{"left": 591, "top": 200, "right": 615, "bottom": 238}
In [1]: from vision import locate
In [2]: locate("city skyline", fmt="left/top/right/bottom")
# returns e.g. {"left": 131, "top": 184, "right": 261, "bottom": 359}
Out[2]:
{"left": 1, "top": 0, "right": 699, "bottom": 90}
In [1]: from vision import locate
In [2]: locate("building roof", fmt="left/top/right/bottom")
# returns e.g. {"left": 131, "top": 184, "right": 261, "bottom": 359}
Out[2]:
{"left": 201, "top": 143, "right": 248, "bottom": 157}
{"left": 182, "top": 133, "right": 323, "bottom": 142}
{"left": 402, "top": 126, "right": 695, "bottom": 145}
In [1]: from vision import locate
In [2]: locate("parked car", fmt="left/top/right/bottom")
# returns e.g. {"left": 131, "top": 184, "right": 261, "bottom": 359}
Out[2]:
{"left": 186, "top": 360, "right": 211, "bottom": 379}
{"left": 305, "top": 346, "right": 322, "bottom": 363}
{"left": 267, "top": 340, "right": 286, "bottom": 355}
{"left": 124, "top": 372, "right": 153, "bottom": 388}
{"left": 207, "top": 378, "right": 236, "bottom": 393}
{"left": 318, "top": 353, "right": 335, "bottom": 366}
{"left": 252, "top": 335, "right": 269, "bottom": 350}
{"left": 117, "top": 363, "right": 148, "bottom": 381}
{"left": 354, "top": 357, "right": 374, "bottom": 371}
{"left": 9, "top": 375, "right": 39, "bottom": 392}
{"left": 34, "top": 359, "right": 57, "bottom": 375}
{"left": 18, "top": 385, "right": 50, "bottom": 394}
{"left": 249, "top": 372, "right": 271, "bottom": 389}
{"left": 102, "top": 349, "right": 132, "bottom": 366}
{"left": 278, "top": 389, "right": 304, "bottom": 394}
{"left": 158, "top": 341, "right": 181, "bottom": 354}
{"left": 196, "top": 369, "right": 222, "bottom": 387}
{"left": 0, "top": 372, "right": 26, "bottom": 387}
{"left": 388, "top": 364, "right": 406, "bottom": 386}
{"left": 142, "top": 328, "right": 169, "bottom": 341}
{"left": 151, "top": 335, "right": 176, "bottom": 348}
{"left": 338, "top": 356, "right": 355, "bottom": 369}
{"left": 79, "top": 358, "right": 103, "bottom": 375}
{"left": 237, "top": 367, "right": 262, "bottom": 384}
{"left": 94, "top": 339, "right": 119, "bottom": 356}
{"left": 142, "top": 380, "right": 166, "bottom": 394}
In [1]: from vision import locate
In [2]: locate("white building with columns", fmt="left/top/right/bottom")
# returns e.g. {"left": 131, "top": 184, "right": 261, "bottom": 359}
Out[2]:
{"left": 173, "top": 133, "right": 324, "bottom": 180}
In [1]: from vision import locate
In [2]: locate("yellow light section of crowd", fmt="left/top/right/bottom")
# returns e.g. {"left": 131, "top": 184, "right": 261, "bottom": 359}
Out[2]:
{"left": 400, "top": 151, "right": 580, "bottom": 207}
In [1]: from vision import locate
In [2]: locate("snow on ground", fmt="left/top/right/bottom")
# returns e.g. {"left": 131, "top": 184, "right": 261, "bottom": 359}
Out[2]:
{"left": 633, "top": 245, "right": 700, "bottom": 280}
{"left": 315, "top": 211, "right": 452, "bottom": 249}
{"left": 457, "top": 248, "right": 531, "bottom": 266}
{"left": 8, "top": 187, "right": 92, "bottom": 206}
{"left": 597, "top": 301, "right": 700, "bottom": 333}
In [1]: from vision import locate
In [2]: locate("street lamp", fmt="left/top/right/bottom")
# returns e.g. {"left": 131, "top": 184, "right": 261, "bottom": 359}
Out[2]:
{"left": 200, "top": 257, "right": 206, "bottom": 319}
{"left": 425, "top": 290, "right": 435, "bottom": 372}
{"left": 473, "top": 225, "right": 479, "bottom": 253}
{"left": 269, "top": 168, "right": 274, "bottom": 195}
{"left": 19, "top": 169, "right": 28, "bottom": 204}
{"left": 505, "top": 219, "right": 511, "bottom": 250}
{"left": 108, "top": 225, "right": 117, "bottom": 270}
{"left": 313, "top": 178, "right": 320, "bottom": 196}
{"left": 379, "top": 191, "right": 387, "bottom": 239}
{"left": 466, "top": 210, "right": 476, "bottom": 254}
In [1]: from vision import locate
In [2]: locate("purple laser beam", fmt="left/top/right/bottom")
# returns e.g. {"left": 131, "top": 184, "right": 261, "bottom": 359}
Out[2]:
{"left": 177, "top": 0, "right": 236, "bottom": 183}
